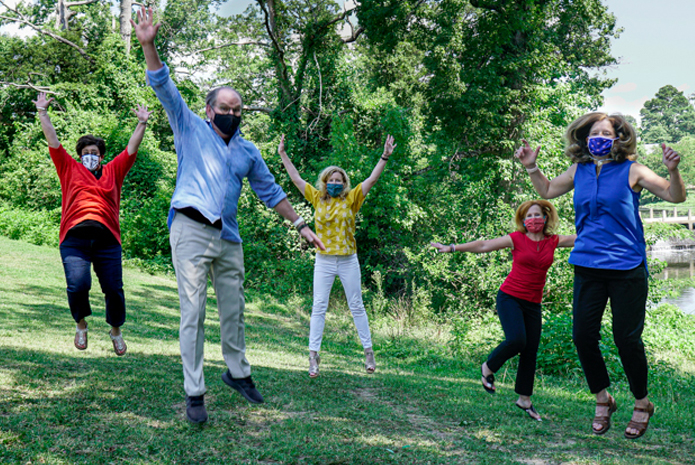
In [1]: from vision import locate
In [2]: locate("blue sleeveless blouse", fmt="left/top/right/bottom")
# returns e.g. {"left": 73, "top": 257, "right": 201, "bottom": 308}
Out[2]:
{"left": 569, "top": 160, "right": 647, "bottom": 270}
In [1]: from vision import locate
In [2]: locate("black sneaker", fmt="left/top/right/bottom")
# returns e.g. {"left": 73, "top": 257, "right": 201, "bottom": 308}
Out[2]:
{"left": 186, "top": 394, "right": 208, "bottom": 424}
{"left": 221, "top": 370, "right": 264, "bottom": 404}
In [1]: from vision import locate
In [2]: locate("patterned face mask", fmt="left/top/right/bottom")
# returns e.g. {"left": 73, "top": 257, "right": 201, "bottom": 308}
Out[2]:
{"left": 524, "top": 217, "right": 546, "bottom": 233}
{"left": 81, "top": 154, "right": 100, "bottom": 171}
{"left": 327, "top": 183, "right": 343, "bottom": 197}
{"left": 587, "top": 136, "right": 617, "bottom": 157}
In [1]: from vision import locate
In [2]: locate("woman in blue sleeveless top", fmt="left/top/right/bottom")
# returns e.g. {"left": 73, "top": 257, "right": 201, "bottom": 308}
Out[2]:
{"left": 514, "top": 113, "right": 685, "bottom": 439}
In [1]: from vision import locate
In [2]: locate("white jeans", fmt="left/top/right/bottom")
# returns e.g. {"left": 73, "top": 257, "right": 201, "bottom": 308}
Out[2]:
{"left": 309, "top": 253, "right": 372, "bottom": 351}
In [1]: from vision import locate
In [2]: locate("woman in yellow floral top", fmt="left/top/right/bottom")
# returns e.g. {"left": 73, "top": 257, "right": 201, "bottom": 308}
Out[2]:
{"left": 279, "top": 134, "right": 396, "bottom": 378}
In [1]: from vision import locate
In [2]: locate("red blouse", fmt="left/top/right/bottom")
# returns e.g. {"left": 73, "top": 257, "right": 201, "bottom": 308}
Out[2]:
{"left": 499, "top": 231, "right": 559, "bottom": 304}
{"left": 50, "top": 145, "right": 136, "bottom": 244}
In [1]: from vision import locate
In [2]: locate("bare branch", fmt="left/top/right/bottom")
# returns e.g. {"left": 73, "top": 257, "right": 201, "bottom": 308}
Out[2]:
{"left": 188, "top": 40, "right": 270, "bottom": 55}
{"left": 243, "top": 105, "right": 272, "bottom": 113}
{"left": 256, "top": 0, "right": 294, "bottom": 101}
{"left": 65, "top": 0, "right": 100, "bottom": 7}
{"left": 0, "top": 80, "right": 55, "bottom": 93}
{"left": 0, "top": 1, "right": 94, "bottom": 62}
{"left": 306, "top": 50, "right": 323, "bottom": 135}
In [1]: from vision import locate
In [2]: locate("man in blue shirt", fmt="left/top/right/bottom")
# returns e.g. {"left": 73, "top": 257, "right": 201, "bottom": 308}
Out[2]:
{"left": 132, "top": 8, "right": 324, "bottom": 424}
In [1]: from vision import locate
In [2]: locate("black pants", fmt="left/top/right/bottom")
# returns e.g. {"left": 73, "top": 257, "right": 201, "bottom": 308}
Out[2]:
{"left": 487, "top": 290, "right": 542, "bottom": 396}
{"left": 59, "top": 234, "right": 126, "bottom": 327}
{"left": 572, "top": 264, "right": 649, "bottom": 399}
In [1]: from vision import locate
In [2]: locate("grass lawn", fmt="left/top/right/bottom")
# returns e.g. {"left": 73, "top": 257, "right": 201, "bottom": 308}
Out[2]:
{"left": 1, "top": 236, "right": 694, "bottom": 464}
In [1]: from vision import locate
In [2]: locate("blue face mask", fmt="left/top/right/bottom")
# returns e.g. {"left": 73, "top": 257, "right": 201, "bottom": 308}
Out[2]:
{"left": 327, "top": 183, "right": 343, "bottom": 197}
{"left": 587, "top": 136, "right": 617, "bottom": 157}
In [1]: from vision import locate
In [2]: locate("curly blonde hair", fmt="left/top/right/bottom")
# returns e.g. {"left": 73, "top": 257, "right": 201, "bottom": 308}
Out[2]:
{"left": 565, "top": 112, "right": 637, "bottom": 163}
{"left": 514, "top": 200, "right": 559, "bottom": 235}
{"left": 316, "top": 166, "right": 351, "bottom": 201}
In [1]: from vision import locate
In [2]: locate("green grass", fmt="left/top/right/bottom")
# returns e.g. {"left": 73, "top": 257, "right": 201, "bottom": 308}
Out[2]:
{"left": 1, "top": 236, "right": 695, "bottom": 464}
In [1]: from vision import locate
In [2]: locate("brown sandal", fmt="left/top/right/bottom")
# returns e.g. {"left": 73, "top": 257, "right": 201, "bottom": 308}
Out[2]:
{"left": 592, "top": 394, "right": 617, "bottom": 435}
{"left": 624, "top": 402, "right": 655, "bottom": 439}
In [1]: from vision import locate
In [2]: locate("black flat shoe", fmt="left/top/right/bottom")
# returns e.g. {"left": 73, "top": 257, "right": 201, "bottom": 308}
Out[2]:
{"left": 481, "top": 368, "right": 495, "bottom": 394}
{"left": 515, "top": 402, "right": 542, "bottom": 421}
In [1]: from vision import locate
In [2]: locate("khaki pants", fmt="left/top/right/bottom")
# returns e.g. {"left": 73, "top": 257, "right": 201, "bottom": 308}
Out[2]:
{"left": 170, "top": 213, "right": 250, "bottom": 396}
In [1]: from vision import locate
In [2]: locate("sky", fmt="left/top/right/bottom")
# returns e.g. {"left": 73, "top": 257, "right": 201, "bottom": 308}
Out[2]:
{"left": 3, "top": 0, "right": 693, "bottom": 122}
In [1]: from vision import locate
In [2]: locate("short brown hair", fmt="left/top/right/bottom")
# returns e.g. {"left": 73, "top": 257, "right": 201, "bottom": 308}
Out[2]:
{"left": 514, "top": 200, "right": 559, "bottom": 235}
{"left": 75, "top": 135, "right": 106, "bottom": 158}
{"left": 565, "top": 112, "right": 637, "bottom": 163}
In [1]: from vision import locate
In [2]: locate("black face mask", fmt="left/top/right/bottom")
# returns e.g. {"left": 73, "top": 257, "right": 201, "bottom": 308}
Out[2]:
{"left": 213, "top": 113, "right": 241, "bottom": 137}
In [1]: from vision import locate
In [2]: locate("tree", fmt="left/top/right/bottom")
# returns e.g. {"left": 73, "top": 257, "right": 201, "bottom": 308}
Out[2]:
{"left": 640, "top": 85, "right": 695, "bottom": 143}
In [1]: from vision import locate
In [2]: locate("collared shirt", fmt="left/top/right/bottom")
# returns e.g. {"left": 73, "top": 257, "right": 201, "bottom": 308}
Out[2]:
{"left": 147, "top": 64, "right": 287, "bottom": 243}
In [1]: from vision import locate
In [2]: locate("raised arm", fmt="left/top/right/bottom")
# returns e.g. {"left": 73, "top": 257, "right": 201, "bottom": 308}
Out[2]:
{"left": 514, "top": 139, "right": 575, "bottom": 199}
{"left": 126, "top": 104, "right": 153, "bottom": 156}
{"left": 362, "top": 134, "right": 396, "bottom": 197}
{"left": 631, "top": 144, "right": 686, "bottom": 203}
{"left": 273, "top": 198, "right": 326, "bottom": 251}
{"left": 131, "top": 7, "right": 163, "bottom": 72}
{"left": 277, "top": 135, "right": 307, "bottom": 193}
{"left": 431, "top": 235, "right": 513, "bottom": 254}
{"left": 32, "top": 93, "right": 60, "bottom": 149}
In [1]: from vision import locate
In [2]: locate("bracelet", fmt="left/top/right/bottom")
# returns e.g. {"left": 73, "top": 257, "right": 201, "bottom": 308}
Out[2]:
{"left": 138, "top": 120, "right": 148, "bottom": 124}
{"left": 526, "top": 165, "right": 539, "bottom": 174}
{"left": 381, "top": 157, "right": 389, "bottom": 161}
{"left": 293, "top": 216, "right": 305, "bottom": 228}
{"left": 296, "top": 223, "right": 308, "bottom": 233}
{"left": 450, "top": 244, "right": 455, "bottom": 253}
{"left": 38, "top": 111, "right": 48, "bottom": 116}
{"left": 36, "top": 106, "right": 47, "bottom": 111}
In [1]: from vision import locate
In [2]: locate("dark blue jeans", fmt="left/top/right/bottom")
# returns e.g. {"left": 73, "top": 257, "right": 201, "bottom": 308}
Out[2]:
{"left": 59, "top": 235, "right": 126, "bottom": 327}
{"left": 487, "top": 290, "right": 542, "bottom": 396}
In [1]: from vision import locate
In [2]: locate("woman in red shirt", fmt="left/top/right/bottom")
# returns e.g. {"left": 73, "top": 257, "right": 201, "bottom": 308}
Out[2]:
{"left": 432, "top": 200, "right": 575, "bottom": 420}
{"left": 33, "top": 92, "right": 151, "bottom": 356}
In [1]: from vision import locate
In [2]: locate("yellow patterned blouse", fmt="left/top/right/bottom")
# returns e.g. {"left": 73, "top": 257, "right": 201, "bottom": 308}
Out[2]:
{"left": 304, "top": 183, "right": 366, "bottom": 256}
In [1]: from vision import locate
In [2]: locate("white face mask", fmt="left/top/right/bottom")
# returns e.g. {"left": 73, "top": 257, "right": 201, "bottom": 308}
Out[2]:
{"left": 82, "top": 154, "right": 100, "bottom": 171}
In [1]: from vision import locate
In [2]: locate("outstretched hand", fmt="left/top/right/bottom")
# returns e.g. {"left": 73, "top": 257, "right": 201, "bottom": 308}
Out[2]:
{"left": 278, "top": 134, "right": 287, "bottom": 157}
{"left": 32, "top": 92, "right": 54, "bottom": 110}
{"left": 430, "top": 242, "right": 451, "bottom": 253}
{"left": 662, "top": 143, "right": 681, "bottom": 171}
{"left": 130, "top": 7, "right": 161, "bottom": 46}
{"left": 383, "top": 134, "right": 396, "bottom": 159}
{"left": 133, "top": 104, "right": 152, "bottom": 122}
{"left": 514, "top": 139, "right": 541, "bottom": 168}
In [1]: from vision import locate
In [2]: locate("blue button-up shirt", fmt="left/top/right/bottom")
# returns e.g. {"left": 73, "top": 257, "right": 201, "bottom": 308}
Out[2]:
{"left": 147, "top": 64, "right": 287, "bottom": 243}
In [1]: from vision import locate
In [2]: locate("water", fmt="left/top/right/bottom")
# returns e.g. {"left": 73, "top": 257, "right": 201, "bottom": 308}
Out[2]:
{"left": 649, "top": 244, "right": 695, "bottom": 315}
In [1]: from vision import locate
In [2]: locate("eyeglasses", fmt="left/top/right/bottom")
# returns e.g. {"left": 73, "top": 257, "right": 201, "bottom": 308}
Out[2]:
{"left": 81, "top": 151, "right": 100, "bottom": 156}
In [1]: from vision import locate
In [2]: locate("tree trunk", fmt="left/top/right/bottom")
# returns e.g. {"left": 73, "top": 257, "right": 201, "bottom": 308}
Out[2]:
{"left": 56, "top": 0, "right": 68, "bottom": 30}
{"left": 120, "top": 0, "right": 133, "bottom": 53}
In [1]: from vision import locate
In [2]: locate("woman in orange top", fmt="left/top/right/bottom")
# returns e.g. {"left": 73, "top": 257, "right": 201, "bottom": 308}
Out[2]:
{"left": 34, "top": 92, "right": 151, "bottom": 356}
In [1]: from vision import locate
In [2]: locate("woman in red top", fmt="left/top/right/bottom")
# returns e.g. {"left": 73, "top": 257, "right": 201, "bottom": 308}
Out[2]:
{"left": 432, "top": 200, "right": 575, "bottom": 420}
{"left": 34, "top": 92, "right": 151, "bottom": 356}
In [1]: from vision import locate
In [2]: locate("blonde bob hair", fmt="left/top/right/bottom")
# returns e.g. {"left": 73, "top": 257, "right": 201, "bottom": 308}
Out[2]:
{"left": 316, "top": 166, "right": 351, "bottom": 201}
{"left": 514, "top": 200, "right": 559, "bottom": 235}
{"left": 565, "top": 112, "right": 637, "bottom": 164}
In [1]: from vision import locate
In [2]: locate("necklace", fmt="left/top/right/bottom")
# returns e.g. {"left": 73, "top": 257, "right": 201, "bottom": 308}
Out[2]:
{"left": 592, "top": 156, "right": 613, "bottom": 167}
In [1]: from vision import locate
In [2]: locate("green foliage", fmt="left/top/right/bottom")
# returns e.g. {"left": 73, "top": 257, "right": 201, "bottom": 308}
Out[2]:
{"left": 640, "top": 85, "right": 695, "bottom": 144}
{"left": 0, "top": 202, "right": 59, "bottom": 246}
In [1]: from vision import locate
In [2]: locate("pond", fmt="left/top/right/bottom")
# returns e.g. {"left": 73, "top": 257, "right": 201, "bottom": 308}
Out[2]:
{"left": 649, "top": 246, "right": 695, "bottom": 315}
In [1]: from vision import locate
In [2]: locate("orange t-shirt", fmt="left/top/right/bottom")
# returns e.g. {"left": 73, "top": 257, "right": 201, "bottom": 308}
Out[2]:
{"left": 49, "top": 145, "right": 136, "bottom": 244}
